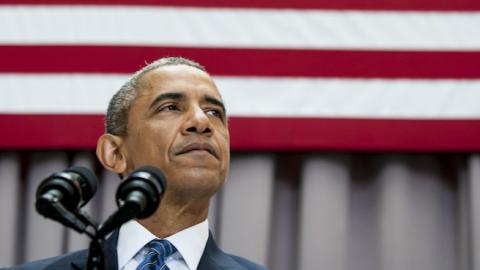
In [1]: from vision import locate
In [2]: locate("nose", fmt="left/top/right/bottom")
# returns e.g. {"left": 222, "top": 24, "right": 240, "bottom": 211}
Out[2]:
{"left": 182, "top": 106, "right": 213, "bottom": 136}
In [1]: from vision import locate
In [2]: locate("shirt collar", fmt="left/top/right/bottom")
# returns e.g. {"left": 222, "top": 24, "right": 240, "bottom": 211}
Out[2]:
{"left": 117, "top": 219, "right": 209, "bottom": 270}
{"left": 166, "top": 219, "right": 209, "bottom": 270}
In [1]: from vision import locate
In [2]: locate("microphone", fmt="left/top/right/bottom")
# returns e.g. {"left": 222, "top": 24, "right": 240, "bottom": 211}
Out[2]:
{"left": 96, "top": 165, "right": 166, "bottom": 238}
{"left": 116, "top": 165, "right": 167, "bottom": 218}
{"left": 36, "top": 166, "right": 98, "bottom": 214}
{"left": 35, "top": 166, "right": 98, "bottom": 233}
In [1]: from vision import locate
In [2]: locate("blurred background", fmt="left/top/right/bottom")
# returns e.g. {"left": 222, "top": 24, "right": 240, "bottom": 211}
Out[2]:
{"left": 1, "top": 1, "right": 480, "bottom": 270}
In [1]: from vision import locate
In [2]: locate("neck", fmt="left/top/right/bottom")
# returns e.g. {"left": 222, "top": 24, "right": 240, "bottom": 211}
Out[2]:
{"left": 138, "top": 194, "right": 210, "bottom": 238}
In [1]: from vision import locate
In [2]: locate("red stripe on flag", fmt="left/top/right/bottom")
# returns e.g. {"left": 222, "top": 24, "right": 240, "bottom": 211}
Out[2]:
{"left": 2, "top": 45, "right": 480, "bottom": 79}
{"left": 230, "top": 117, "right": 480, "bottom": 152}
{"left": 0, "top": 114, "right": 105, "bottom": 150}
{"left": 0, "top": 0, "right": 479, "bottom": 11}
{"left": 1, "top": 114, "right": 479, "bottom": 152}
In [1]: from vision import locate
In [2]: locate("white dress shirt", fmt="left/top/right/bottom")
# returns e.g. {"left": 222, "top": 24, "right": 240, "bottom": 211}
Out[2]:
{"left": 117, "top": 219, "right": 209, "bottom": 270}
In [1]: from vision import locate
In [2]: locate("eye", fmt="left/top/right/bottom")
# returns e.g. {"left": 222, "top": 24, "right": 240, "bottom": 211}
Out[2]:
{"left": 165, "top": 104, "right": 178, "bottom": 111}
{"left": 158, "top": 104, "right": 179, "bottom": 112}
{"left": 206, "top": 108, "right": 224, "bottom": 120}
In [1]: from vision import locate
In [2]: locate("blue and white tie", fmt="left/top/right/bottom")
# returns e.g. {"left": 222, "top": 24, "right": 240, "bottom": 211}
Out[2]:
{"left": 136, "top": 239, "right": 177, "bottom": 270}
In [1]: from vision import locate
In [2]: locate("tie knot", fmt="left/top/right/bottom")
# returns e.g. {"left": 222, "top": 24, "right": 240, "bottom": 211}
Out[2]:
{"left": 136, "top": 240, "right": 177, "bottom": 270}
{"left": 147, "top": 239, "right": 177, "bottom": 259}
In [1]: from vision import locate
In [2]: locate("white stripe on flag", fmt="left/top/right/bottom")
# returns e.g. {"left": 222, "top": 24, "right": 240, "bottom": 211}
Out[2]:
{"left": 1, "top": 6, "right": 480, "bottom": 50}
{"left": 1, "top": 74, "right": 480, "bottom": 118}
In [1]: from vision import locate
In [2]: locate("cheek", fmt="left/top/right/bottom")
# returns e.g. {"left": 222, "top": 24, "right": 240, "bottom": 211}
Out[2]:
{"left": 127, "top": 128, "right": 171, "bottom": 165}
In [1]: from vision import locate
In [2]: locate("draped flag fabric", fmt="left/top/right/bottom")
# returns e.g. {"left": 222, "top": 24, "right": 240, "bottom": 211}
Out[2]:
{"left": 1, "top": 0, "right": 479, "bottom": 151}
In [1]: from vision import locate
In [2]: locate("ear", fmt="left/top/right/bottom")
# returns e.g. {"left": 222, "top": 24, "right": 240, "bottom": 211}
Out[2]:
{"left": 96, "top": 134, "right": 128, "bottom": 175}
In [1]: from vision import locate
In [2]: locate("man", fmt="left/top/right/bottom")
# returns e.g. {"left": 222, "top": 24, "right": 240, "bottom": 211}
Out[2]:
{"left": 5, "top": 57, "right": 266, "bottom": 270}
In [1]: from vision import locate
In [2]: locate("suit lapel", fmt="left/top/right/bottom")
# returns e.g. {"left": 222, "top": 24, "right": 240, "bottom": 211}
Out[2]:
{"left": 197, "top": 232, "right": 248, "bottom": 270}
{"left": 103, "top": 230, "right": 120, "bottom": 270}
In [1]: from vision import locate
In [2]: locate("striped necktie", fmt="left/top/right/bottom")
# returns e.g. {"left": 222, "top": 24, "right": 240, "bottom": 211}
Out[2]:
{"left": 136, "top": 239, "right": 177, "bottom": 270}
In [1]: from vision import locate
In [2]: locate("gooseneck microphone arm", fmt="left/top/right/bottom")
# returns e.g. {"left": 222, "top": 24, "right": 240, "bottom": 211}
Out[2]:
{"left": 37, "top": 196, "right": 96, "bottom": 237}
{"left": 95, "top": 190, "right": 147, "bottom": 239}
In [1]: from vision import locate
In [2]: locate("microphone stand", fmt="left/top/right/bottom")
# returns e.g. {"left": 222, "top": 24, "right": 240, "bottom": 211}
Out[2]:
{"left": 86, "top": 237, "right": 105, "bottom": 270}
{"left": 60, "top": 211, "right": 104, "bottom": 270}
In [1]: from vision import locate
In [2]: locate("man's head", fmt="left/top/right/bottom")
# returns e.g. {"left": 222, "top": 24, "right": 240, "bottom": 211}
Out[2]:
{"left": 96, "top": 57, "right": 230, "bottom": 203}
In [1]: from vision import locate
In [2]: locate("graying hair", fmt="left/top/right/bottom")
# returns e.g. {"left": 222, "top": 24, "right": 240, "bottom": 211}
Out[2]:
{"left": 105, "top": 57, "right": 206, "bottom": 136}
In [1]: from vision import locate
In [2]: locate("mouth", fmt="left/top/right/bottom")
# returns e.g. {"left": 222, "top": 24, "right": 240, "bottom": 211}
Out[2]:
{"left": 176, "top": 142, "right": 219, "bottom": 159}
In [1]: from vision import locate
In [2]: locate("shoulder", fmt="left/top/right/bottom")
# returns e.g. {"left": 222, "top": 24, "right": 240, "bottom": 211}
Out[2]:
{"left": 5, "top": 250, "right": 87, "bottom": 270}
{"left": 5, "top": 256, "right": 59, "bottom": 270}
{"left": 229, "top": 254, "right": 269, "bottom": 270}
{"left": 5, "top": 230, "right": 119, "bottom": 270}
{"left": 200, "top": 232, "right": 269, "bottom": 270}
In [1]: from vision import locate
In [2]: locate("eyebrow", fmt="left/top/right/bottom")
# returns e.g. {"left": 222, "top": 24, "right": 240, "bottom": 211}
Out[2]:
{"left": 148, "top": 92, "right": 185, "bottom": 111}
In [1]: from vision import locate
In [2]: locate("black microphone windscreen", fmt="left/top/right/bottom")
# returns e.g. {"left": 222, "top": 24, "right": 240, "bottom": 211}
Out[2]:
{"left": 65, "top": 166, "right": 98, "bottom": 205}
{"left": 132, "top": 165, "right": 167, "bottom": 190}
{"left": 36, "top": 166, "right": 98, "bottom": 212}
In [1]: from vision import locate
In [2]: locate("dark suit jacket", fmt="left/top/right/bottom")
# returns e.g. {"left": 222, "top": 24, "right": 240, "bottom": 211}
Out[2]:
{"left": 3, "top": 231, "right": 266, "bottom": 270}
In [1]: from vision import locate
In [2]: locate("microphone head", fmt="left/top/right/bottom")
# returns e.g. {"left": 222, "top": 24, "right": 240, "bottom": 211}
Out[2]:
{"left": 65, "top": 166, "right": 98, "bottom": 206}
{"left": 116, "top": 165, "right": 167, "bottom": 219}
{"left": 36, "top": 166, "right": 98, "bottom": 212}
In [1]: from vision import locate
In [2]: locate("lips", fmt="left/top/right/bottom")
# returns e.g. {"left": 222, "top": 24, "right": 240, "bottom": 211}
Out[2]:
{"left": 176, "top": 142, "right": 218, "bottom": 159}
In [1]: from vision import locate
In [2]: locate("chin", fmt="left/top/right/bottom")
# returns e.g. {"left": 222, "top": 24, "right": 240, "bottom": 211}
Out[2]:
{"left": 193, "top": 172, "right": 224, "bottom": 189}
{"left": 186, "top": 168, "right": 222, "bottom": 182}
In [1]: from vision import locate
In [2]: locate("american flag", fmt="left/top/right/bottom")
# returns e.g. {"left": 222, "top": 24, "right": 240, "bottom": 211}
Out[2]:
{"left": 1, "top": 0, "right": 479, "bottom": 152}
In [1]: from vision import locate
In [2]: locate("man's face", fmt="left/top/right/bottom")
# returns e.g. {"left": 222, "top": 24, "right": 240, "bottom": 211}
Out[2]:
{"left": 121, "top": 65, "right": 230, "bottom": 200}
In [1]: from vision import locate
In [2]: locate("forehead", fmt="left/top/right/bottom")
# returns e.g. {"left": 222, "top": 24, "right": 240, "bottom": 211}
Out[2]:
{"left": 137, "top": 65, "right": 222, "bottom": 99}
